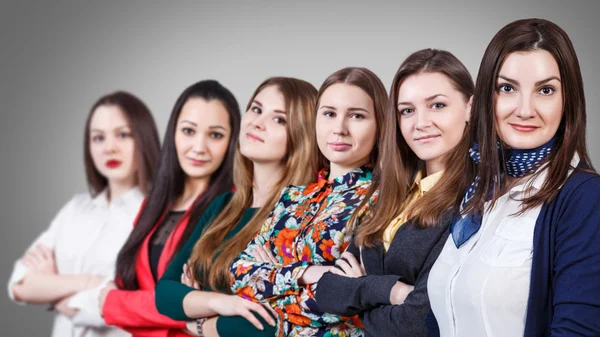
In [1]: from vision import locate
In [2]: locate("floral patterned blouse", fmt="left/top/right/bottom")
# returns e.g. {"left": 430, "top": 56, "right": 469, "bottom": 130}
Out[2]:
{"left": 230, "top": 166, "right": 377, "bottom": 337}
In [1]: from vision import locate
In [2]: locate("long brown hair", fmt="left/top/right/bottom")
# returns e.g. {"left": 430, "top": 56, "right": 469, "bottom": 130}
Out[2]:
{"left": 315, "top": 67, "right": 388, "bottom": 233}
{"left": 83, "top": 91, "right": 160, "bottom": 197}
{"left": 413, "top": 18, "right": 596, "bottom": 227}
{"left": 353, "top": 49, "right": 474, "bottom": 247}
{"left": 189, "top": 77, "right": 320, "bottom": 291}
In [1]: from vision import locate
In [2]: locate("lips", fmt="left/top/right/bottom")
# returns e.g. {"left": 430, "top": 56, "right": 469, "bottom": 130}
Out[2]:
{"left": 189, "top": 158, "right": 209, "bottom": 166}
{"left": 415, "top": 135, "right": 440, "bottom": 142}
{"left": 246, "top": 132, "right": 264, "bottom": 143}
{"left": 509, "top": 123, "right": 539, "bottom": 132}
{"left": 328, "top": 142, "right": 352, "bottom": 151}
{"left": 106, "top": 159, "right": 122, "bottom": 169}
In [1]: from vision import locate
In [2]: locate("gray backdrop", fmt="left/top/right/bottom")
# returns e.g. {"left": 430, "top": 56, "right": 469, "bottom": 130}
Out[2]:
{"left": 1, "top": 0, "right": 598, "bottom": 334}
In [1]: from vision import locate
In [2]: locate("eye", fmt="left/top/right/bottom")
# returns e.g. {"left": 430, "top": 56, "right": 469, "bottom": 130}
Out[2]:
{"left": 118, "top": 131, "right": 132, "bottom": 139}
{"left": 323, "top": 111, "right": 336, "bottom": 118}
{"left": 182, "top": 127, "right": 195, "bottom": 135}
{"left": 350, "top": 113, "right": 365, "bottom": 120}
{"left": 273, "top": 116, "right": 287, "bottom": 125}
{"left": 210, "top": 132, "right": 224, "bottom": 139}
{"left": 251, "top": 106, "right": 262, "bottom": 114}
{"left": 498, "top": 84, "right": 515, "bottom": 93}
{"left": 539, "top": 86, "right": 555, "bottom": 95}
{"left": 431, "top": 102, "right": 446, "bottom": 109}
{"left": 92, "top": 134, "right": 104, "bottom": 143}
{"left": 399, "top": 108, "right": 414, "bottom": 116}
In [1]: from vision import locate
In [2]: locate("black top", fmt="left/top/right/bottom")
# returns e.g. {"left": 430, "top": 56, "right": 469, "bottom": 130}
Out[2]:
{"left": 148, "top": 210, "right": 185, "bottom": 281}
{"left": 315, "top": 215, "right": 450, "bottom": 337}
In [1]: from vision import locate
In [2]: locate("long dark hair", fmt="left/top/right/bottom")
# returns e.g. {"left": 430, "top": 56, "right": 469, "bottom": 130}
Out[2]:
{"left": 84, "top": 91, "right": 160, "bottom": 197}
{"left": 413, "top": 18, "right": 596, "bottom": 227}
{"left": 355, "top": 49, "right": 474, "bottom": 247}
{"left": 116, "top": 80, "right": 241, "bottom": 290}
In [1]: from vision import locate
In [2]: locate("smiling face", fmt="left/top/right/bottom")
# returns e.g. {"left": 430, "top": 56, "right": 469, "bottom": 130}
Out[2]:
{"left": 316, "top": 83, "right": 377, "bottom": 177}
{"left": 174, "top": 97, "right": 231, "bottom": 181}
{"left": 397, "top": 72, "right": 471, "bottom": 175}
{"left": 239, "top": 85, "right": 288, "bottom": 164}
{"left": 494, "top": 50, "right": 563, "bottom": 150}
{"left": 89, "top": 105, "right": 137, "bottom": 186}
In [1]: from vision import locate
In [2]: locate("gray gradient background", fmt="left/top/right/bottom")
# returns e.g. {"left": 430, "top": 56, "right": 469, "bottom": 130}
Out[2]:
{"left": 1, "top": 0, "right": 598, "bottom": 334}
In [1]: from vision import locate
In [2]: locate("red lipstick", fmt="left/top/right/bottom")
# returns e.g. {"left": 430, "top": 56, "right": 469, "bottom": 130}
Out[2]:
{"left": 189, "top": 158, "right": 209, "bottom": 166}
{"left": 510, "top": 123, "right": 539, "bottom": 132}
{"left": 106, "top": 159, "right": 122, "bottom": 169}
{"left": 246, "top": 132, "right": 264, "bottom": 143}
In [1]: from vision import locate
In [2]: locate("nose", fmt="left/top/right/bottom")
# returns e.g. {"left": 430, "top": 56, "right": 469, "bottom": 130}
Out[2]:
{"left": 103, "top": 135, "right": 118, "bottom": 154}
{"left": 191, "top": 134, "right": 208, "bottom": 154}
{"left": 250, "top": 113, "right": 266, "bottom": 131}
{"left": 515, "top": 93, "right": 535, "bottom": 119}
{"left": 332, "top": 116, "right": 349, "bottom": 136}
{"left": 415, "top": 110, "right": 432, "bottom": 130}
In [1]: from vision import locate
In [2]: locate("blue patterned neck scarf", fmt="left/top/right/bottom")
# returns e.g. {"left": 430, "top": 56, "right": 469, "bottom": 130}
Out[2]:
{"left": 450, "top": 136, "right": 556, "bottom": 248}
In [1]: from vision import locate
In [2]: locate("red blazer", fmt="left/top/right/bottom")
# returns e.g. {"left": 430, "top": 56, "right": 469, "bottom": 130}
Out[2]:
{"left": 103, "top": 203, "right": 193, "bottom": 337}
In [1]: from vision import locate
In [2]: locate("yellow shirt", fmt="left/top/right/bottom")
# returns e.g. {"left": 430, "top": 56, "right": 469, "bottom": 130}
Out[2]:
{"left": 382, "top": 170, "right": 444, "bottom": 251}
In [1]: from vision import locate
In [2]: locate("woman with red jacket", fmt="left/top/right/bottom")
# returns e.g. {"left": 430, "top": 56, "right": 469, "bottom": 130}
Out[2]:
{"left": 99, "top": 80, "right": 241, "bottom": 336}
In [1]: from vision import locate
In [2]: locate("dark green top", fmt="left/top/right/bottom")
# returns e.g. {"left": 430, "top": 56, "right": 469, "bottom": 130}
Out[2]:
{"left": 155, "top": 192, "right": 276, "bottom": 337}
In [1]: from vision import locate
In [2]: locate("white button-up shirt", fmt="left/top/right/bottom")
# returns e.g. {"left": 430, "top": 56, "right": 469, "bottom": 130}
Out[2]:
{"left": 8, "top": 187, "right": 144, "bottom": 337}
{"left": 428, "top": 164, "right": 558, "bottom": 337}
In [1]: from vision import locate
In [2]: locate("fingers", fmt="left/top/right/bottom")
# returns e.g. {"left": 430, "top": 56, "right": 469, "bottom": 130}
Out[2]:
{"left": 261, "top": 301, "right": 278, "bottom": 318}
{"left": 335, "top": 258, "right": 353, "bottom": 276}
{"left": 330, "top": 265, "right": 345, "bottom": 276}
{"left": 254, "top": 245, "right": 277, "bottom": 264}
{"left": 240, "top": 310, "right": 265, "bottom": 331}
{"left": 37, "top": 245, "right": 54, "bottom": 261}
{"left": 247, "top": 301, "right": 276, "bottom": 327}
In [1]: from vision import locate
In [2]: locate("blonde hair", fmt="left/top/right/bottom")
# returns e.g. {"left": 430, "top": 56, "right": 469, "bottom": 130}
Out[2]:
{"left": 189, "top": 77, "right": 322, "bottom": 290}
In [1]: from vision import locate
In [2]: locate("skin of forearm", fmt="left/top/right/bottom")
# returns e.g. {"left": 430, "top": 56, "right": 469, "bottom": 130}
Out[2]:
{"left": 11, "top": 271, "right": 91, "bottom": 304}
{"left": 182, "top": 291, "right": 223, "bottom": 318}
{"left": 298, "top": 266, "right": 331, "bottom": 285}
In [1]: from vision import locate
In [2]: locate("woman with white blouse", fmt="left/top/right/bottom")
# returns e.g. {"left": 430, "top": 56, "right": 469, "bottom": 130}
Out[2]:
{"left": 7, "top": 91, "right": 160, "bottom": 337}
{"left": 420, "top": 19, "right": 600, "bottom": 337}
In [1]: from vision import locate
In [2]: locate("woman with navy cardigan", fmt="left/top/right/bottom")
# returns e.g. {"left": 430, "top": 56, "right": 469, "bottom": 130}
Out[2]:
{"left": 421, "top": 18, "right": 600, "bottom": 337}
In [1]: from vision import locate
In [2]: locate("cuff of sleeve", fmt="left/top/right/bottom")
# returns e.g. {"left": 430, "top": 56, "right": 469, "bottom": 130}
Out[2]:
{"left": 155, "top": 280, "right": 197, "bottom": 321}
{"left": 363, "top": 274, "right": 399, "bottom": 305}
{"left": 7, "top": 261, "right": 28, "bottom": 304}
{"left": 273, "top": 261, "right": 309, "bottom": 295}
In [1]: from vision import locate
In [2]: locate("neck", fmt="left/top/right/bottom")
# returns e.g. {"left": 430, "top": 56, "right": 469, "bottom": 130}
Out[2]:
{"left": 175, "top": 176, "right": 209, "bottom": 211}
{"left": 425, "top": 157, "right": 445, "bottom": 177}
{"left": 251, "top": 161, "right": 283, "bottom": 208}
{"left": 108, "top": 178, "right": 136, "bottom": 203}
{"left": 328, "top": 158, "right": 368, "bottom": 181}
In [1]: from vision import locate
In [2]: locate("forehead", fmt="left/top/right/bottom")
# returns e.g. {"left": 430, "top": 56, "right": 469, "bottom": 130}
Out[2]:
{"left": 253, "top": 85, "right": 286, "bottom": 111}
{"left": 397, "top": 72, "right": 461, "bottom": 101}
{"left": 178, "top": 97, "right": 230, "bottom": 125}
{"left": 90, "top": 105, "right": 129, "bottom": 129}
{"left": 320, "top": 83, "right": 373, "bottom": 109}
{"left": 499, "top": 50, "right": 560, "bottom": 82}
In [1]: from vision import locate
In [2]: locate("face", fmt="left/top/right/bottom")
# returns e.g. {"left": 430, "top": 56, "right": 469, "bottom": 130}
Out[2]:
{"left": 316, "top": 83, "right": 377, "bottom": 173}
{"left": 239, "top": 85, "right": 288, "bottom": 164}
{"left": 89, "top": 105, "right": 137, "bottom": 185}
{"left": 174, "top": 97, "right": 231, "bottom": 181}
{"left": 397, "top": 72, "right": 471, "bottom": 173}
{"left": 495, "top": 50, "right": 563, "bottom": 149}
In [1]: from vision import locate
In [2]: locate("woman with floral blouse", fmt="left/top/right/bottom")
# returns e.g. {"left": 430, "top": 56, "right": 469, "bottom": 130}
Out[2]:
{"left": 229, "top": 67, "right": 387, "bottom": 337}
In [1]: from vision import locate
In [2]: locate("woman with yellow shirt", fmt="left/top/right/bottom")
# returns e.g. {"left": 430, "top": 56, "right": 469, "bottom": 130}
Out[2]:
{"left": 315, "top": 49, "right": 474, "bottom": 337}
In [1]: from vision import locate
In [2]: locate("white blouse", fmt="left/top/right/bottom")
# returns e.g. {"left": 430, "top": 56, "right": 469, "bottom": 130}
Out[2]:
{"left": 7, "top": 187, "right": 144, "bottom": 337}
{"left": 428, "top": 166, "right": 553, "bottom": 337}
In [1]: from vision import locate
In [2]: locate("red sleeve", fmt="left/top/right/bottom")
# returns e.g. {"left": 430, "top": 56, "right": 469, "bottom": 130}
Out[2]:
{"left": 102, "top": 288, "right": 186, "bottom": 329}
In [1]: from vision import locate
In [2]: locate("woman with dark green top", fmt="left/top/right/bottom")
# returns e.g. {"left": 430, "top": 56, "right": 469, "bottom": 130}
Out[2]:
{"left": 155, "top": 77, "right": 321, "bottom": 337}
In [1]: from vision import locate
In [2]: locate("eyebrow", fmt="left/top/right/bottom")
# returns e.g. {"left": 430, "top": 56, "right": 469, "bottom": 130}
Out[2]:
{"left": 320, "top": 105, "right": 370, "bottom": 113}
{"left": 252, "top": 100, "right": 286, "bottom": 114}
{"left": 498, "top": 75, "right": 561, "bottom": 86}
{"left": 397, "top": 93, "right": 448, "bottom": 106}
{"left": 91, "top": 125, "right": 130, "bottom": 133}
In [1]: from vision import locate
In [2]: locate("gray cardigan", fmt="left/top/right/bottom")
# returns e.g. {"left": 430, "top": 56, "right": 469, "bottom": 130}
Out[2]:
{"left": 315, "top": 215, "right": 450, "bottom": 337}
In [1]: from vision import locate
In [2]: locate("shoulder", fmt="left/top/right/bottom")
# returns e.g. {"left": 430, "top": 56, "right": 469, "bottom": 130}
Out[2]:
{"left": 207, "top": 191, "right": 234, "bottom": 212}
{"left": 556, "top": 170, "right": 600, "bottom": 205}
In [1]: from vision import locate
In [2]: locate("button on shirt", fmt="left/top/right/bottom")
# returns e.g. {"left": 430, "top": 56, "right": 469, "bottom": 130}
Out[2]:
{"left": 8, "top": 187, "right": 144, "bottom": 337}
{"left": 428, "top": 166, "right": 554, "bottom": 337}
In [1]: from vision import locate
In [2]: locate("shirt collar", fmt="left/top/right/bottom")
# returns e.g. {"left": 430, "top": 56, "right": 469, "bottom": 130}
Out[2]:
{"left": 315, "top": 165, "right": 373, "bottom": 193}
{"left": 414, "top": 170, "right": 444, "bottom": 195}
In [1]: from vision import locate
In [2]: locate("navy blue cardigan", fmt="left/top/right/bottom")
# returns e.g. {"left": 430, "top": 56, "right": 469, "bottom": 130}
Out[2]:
{"left": 426, "top": 169, "right": 600, "bottom": 336}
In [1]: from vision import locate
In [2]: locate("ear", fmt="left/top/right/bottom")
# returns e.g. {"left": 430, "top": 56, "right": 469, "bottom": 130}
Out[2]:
{"left": 466, "top": 95, "right": 474, "bottom": 123}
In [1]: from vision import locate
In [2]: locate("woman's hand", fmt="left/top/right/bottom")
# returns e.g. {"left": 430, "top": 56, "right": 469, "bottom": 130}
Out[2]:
{"left": 54, "top": 295, "right": 78, "bottom": 317}
{"left": 181, "top": 263, "right": 201, "bottom": 289}
{"left": 22, "top": 244, "right": 57, "bottom": 274}
{"left": 98, "top": 281, "right": 117, "bottom": 314}
{"left": 208, "top": 294, "right": 277, "bottom": 331}
{"left": 298, "top": 266, "right": 332, "bottom": 285}
{"left": 330, "top": 251, "right": 366, "bottom": 278}
{"left": 252, "top": 244, "right": 278, "bottom": 264}
{"left": 390, "top": 281, "right": 414, "bottom": 305}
